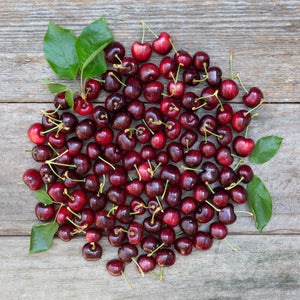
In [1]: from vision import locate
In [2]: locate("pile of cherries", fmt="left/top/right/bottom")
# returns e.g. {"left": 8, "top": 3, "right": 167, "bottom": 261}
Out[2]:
{"left": 23, "top": 24, "right": 264, "bottom": 286}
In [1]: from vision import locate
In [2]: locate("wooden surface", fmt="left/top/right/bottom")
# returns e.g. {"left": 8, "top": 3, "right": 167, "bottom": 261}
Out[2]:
{"left": 0, "top": 0, "right": 299, "bottom": 299}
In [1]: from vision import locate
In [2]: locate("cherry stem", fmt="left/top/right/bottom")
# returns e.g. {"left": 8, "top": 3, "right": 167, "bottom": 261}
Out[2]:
{"left": 63, "top": 188, "right": 74, "bottom": 201}
{"left": 235, "top": 210, "right": 254, "bottom": 217}
{"left": 42, "top": 104, "right": 61, "bottom": 116}
{"left": 155, "top": 196, "right": 164, "bottom": 212}
{"left": 230, "top": 51, "right": 234, "bottom": 79}
{"left": 66, "top": 207, "right": 81, "bottom": 219}
{"left": 128, "top": 173, "right": 133, "bottom": 181}
{"left": 65, "top": 171, "right": 85, "bottom": 183}
{"left": 24, "top": 150, "right": 37, "bottom": 154}
{"left": 46, "top": 142, "right": 59, "bottom": 155}
{"left": 153, "top": 162, "right": 161, "bottom": 175}
{"left": 192, "top": 73, "right": 210, "bottom": 83}
{"left": 98, "top": 156, "right": 116, "bottom": 170}
{"left": 125, "top": 128, "right": 142, "bottom": 139}
{"left": 205, "top": 200, "right": 221, "bottom": 212}
{"left": 176, "top": 230, "right": 183, "bottom": 236}
{"left": 161, "top": 180, "right": 169, "bottom": 200}
{"left": 150, "top": 120, "right": 172, "bottom": 130}
{"left": 181, "top": 165, "right": 203, "bottom": 172}
{"left": 204, "top": 128, "right": 208, "bottom": 144}
{"left": 251, "top": 113, "right": 259, "bottom": 119}
{"left": 97, "top": 175, "right": 105, "bottom": 196}
{"left": 67, "top": 217, "right": 87, "bottom": 234}
{"left": 169, "top": 106, "right": 179, "bottom": 111}
{"left": 107, "top": 205, "right": 118, "bottom": 217}
{"left": 204, "top": 126, "right": 222, "bottom": 139}
{"left": 244, "top": 99, "right": 264, "bottom": 116}
{"left": 121, "top": 271, "right": 132, "bottom": 289}
{"left": 233, "top": 158, "right": 244, "bottom": 171}
{"left": 141, "top": 19, "right": 158, "bottom": 38}
{"left": 142, "top": 119, "right": 154, "bottom": 135}
{"left": 205, "top": 182, "right": 215, "bottom": 195}
{"left": 134, "top": 164, "right": 142, "bottom": 181}
{"left": 147, "top": 242, "right": 165, "bottom": 257}
{"left": 192, "top": 102, "right": 206, "bottom": 111}
{"left": 185, "top": 139, "right": 189, "bottom": 153}
{"left": 114, "top": 54, "right": 123, "bottom": 64}
{"left": 169, "top": 38, "right": 177, "bottom": 54}
{"left": 224, "top": 237, "right": 239, "bottom": 251}
{"left": 113, "top": 63, "right": 130, "bottom": 70}
{"left": 141, "top": 19, "right": 146, "bottom": 44}
{"left": 225, "top": 176, "right": 244, "bottom": 190}
{"left": 115, "top": 228, "right": 134, "bottom": 235}
{"left": 131, "top": 257, "right": 145, "bottom": 277}
{"left": 48, "top": 149, "right": 68, "bottom": 162}
{"left": 47, "top": 163, "right": 63, "bottom": 180}
{"left": 235, "top": 72, "right": 249, "bottom": 94}
{"left": 108, "top": 72, "right": 126, "bottom": 87}
{"left": 48, "top": 161, "right": 76, "bottom": 168}
{"left": 244, "top": 125, "right": 249, "bottom": 139}
{"left": 203, "top": 62, "right": 208, "bottom": 75}
{"left": 53, "top": 203, "right": 63, "bottom": 223}
{"left": 151, "top": 206, "right": 162, "bottom": 224}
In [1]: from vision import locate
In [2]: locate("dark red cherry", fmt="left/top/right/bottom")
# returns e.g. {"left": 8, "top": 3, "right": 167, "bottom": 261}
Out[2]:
{"left": 167, "top": 80, "right": 185, "bottom": 99}
{"left": 27, "top": 123, "right": 46, "bottom": 145}
{"left": 126, "top": 180, "right": 144, "bottom": 197}
{"left": 180, "top": 216, "right": 198, "bottom": 237}
{"left": 35, "top": 203, "right": 55, "bottom": 221}
{"left": 83, "top": 174, "right": 100, "bottom": 193}
{"left": 31, "top": 145, "right": 53, "bottom": 162}
{"left": 194, "top": 203, "right": 215, "bottom": 223}
{"left": 67, "top": 189, "right": 87, "bottom": 212}
{"left": 216, "top": 125, "right": 232, "bottom": 146}
{"left": 48, "top": 182, "right": 68, "bottom": 203}
{"left": 47, "top": 132, "right": 66, "bottom": 149}
{"left": 122, "top": 150, "right": 142, "bottom": 170}
{"left": 108, "top": 165, "right": 127, "bottom": 186}
{"left": 180, "top": 170, "right": 198, "bottom": 191}
{"left": 55, "top": 206, "right": 72, "bottom": 225}
{"left": 104, "top": 41, "right": 125, "bottom": 63}
{"left": 137, "top": 161, "right": 154, "bottom": 182}
{"left": 102, "top": 70, "right": 123, "bottom": 93}
{"left": 54, "top": 92, "right": 69, "bottom": 110}
{"left": 179, "top": 112, "right": 199, "bottom": 130}
{"left": 159, "top": 56, "right": 176, "bottom": 80}
{"left": 130, "top": 197, "right": 146, "bottom": 215}
{"left": 93, "top": 159, "right": 110, "bottom": 176}
{"left": 144, "top": 107, "right": 163, "bottom": 131}
{"left": 107, "top": 186, "right": 127, "bottom": 206}
{"left": 82, "top": 242, "right": 102, "bottom": 261}
{"left": 116, "top": 130, "right": 136, "bottom": 152}
{"left": 167, "top": 142, "right": 184, "bottom": 163}
{"left": 115, "top": 205, "right": 134, "bottom": 224}
{"left": 162, "top": 207, "right": 181, "bottom": 227}
{"left": 156, "top": 151, "right": 169, "bottom": 166}
{"left": 74, "top": 208, "right": 94, "bottom": 227}
{"left": 39, "top": 164, "right": 56, "bottom": 185}
{"left": 194, "top": 183, "right": 210, "bottom": 203}
{"left": 103, "top": 143, "right": 122, "bottom": 164}
{"left": 219, "top": 79, "right": 239, "bottom": 100}
{"left": 88, "top": 193, "right": 107, "bottom": 211}
{"left": 180, "top": 92, "right": 200, "bottom": 110}
{"left": 143, "top": 216, "right": 162, "bottom": 233}
{"left": 91, "top": 105, "right": 110, "bottom": 128}
{"left": 230, "top": 185, "right": 248, "bottom": 204}
{"left": 123, "top": 77, "right": 142, "bottom": 100}
{"left": 94, "top": 127, "right": 114, "bottom": 146}
{"left": 137, "top": 255, "right": 156, "bottom": 273}
{"left": 174, "top": 50, "right": 192, "bottom": 68}
{"left": 143, "top": 81, "right": 164, "bottom": 103}
{"left": 160, "top": 165, "right": 181, "bottom": 185}
{"left": 237, "top": 165, "right": 254, "bottom": 183}
{"left": 200, "top": 87, "right": 219, "bottom": 110}
{"left": 138, "top": 63, "right": 160, "bottom": 83}
{"left": 60, "top": 170, "right": 80, "bottom": 189}
{"left": 216, "top": 104, "right": 233, "bottom": 125}
{"left": 219, "top": 166, "right": 237, "bottom": 188}
{"left": 233, "top": 136, "right": 255, "bottom": 157}
{"left": 180, "top": 197, "right": 197, "bottom": 215}
{"left": 112, "top": 111, "right": 132, "bottom": 131}
{"left": 160, "top": 98, "right": 181, "bottom": 118}
{"left": 164, "top": 185, "right": 182, "bottom": 207}
{"left": 41, "top": 110, "right": 59, "bottom": 129}
{"left": 215, "top": 146, "right": 234, "bottom": 167}
{"left": 85, "top": 79, "right": 101, "bottom": 100}
{"left": 57, "top": 224, "right": 76, "bottom": 241}
{"left": 75, "top": 119, "right": 96, "bottom": 141}
{"left": 106, "top": 259, "right": 124, "bottom": 276}
{"left": 141, "top": 235, "right": 160, "bottom": 253}
{"left": 150, "top": 130, "right": 166, "bottom": 150}
{"left": 127, "top": 100, "right": 145, "bottom": 120}
{"left": 152, "top": 32, "right": 172, "bottom": 55}
{"left": 217, "top": 203, "right": 237, "bottom": 224}
{"left": 145, "top": 178, "right": 164, "bottom": 198}
{"left": 198, "top": 115, "right": 217, "bottom": 136}
{"left": 105, "top": 93, "right": 126, "bottom": 112}
{"left": 159, "top": 226, "right": 176, "bottom": 247}
{"left": 193, "top": 51, "right": 210, "bottom": 71}
{"left": 180, "top": 130, "right": 198, "bottom": 149}
{"left": 199, "top": 162, "right": 219, "bottom": 184}
{"left": 118, "top": 243, "right": 138, "bottom": 264}
{"left": 164, "top": 119, "right": 181, "bottom": 140}
{"left": 73, "top": 153, "right": 91, "bottom": 175}
{"left": 174, "top": 237, "right": 193, "bottom": 255}
{"left": 182, "top": 68, "right": 200, "bottom": 86}
{"left": 108, "top": 226, "right": 127, "bottom": 247}
{"left": 94, "top": 210, "right": 115, "bottom": 232}
{"left": 74, "top": 96, "right": 93, "bottom": 116}
{"left": 193, "top": 231, "right": 213, "bottom": 250}
{"left": 211, "top": 187, "right": 230, "bottom": 207}
{"left": 127, "top": 222, "right": 144, "bottom": 245}
{"left": 199, "top": 141, "right": 217, "bottom": 158}
{"left": 231, "top": 110, "right": 251, "bottom": 133}
{"left": 86, "top": 142, "right": 102, "bottom": 160}
{"left": 155, "top": 249, "right": 176, "bottom": 267}
{"left": 131, "top": 41, "right": 152, "bottom": 62}
{"left": 135, "top": 124, "right": 151, "bottom": 144}
{"left": 206, "top": 66, "right": 222, "bottom": 87}
{"left": 210, "top": 222, "right": 227, "bottom": 239}
{"left": 66, "top": 137, "right": 83, "bottom": 156}
{"left": 243, "top": 87, "right": 263, "bottom": 107}
{"left": 117, "top": 57, "right": 139, "bottom": 77}
{"left": 60, "top": 112, "right": 78, "bottom": 134}
{"left": 184, "top": 150, "right": 202, "bottom": 168}
{"left": 140, "top": 145, "right": 156, "bottom": 160}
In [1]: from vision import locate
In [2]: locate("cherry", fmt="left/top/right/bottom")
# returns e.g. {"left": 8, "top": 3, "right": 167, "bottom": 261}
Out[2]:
{"left": 47, "top": 132, "right": 66, "bottom": 149}
{"left": 39, "top": 164, "right": 56, "bottom": 184}
{"left": 82, "top": 242, "right": 102, "bottom": 261}
{"left": 180, "top": 130, "right": 198, "bottom": 149}
{"left": 243, "top": 87, "right": 263, "bottom": 107}
{"left": 60, "top": 112, "right": 78, "bottom": 134}
{"left": 126, "top": 180, "right": 144, "bottom": 197}
{"left": 57, "top": 224, "right": 76, "bottom": 242}
{"left": 66, "top": 137, "right": 83, "bottom": 156}
{"left": 167, "top": 142, "right": 184, "bottom": 163}
{"left": 230, "top": 185, "right": 248, "bottom": 204}
{"left": 194, "top": 183, "right": 210, "bottom": 203}
{"left": 217, "top": 203, "right": 237, "bottom": 225}
{"left": 131, "top": 41, "right": 152, "bottom": 62}
{"left": 143, "top": 216, "right": 162, "bottom": 233}
{"left": 179, "top": 111, "right": 199, "bottom": 130}
{"left": 216, "top": 104, "right": 233, "bottom": 125}
{"left": 210, "top": 222, "right": 227, "bottom": 239}
{"left": 199, "top": 141, "right": 217, "bottom": 158}
{"left": 56, "top": 206, "right": 73, "bottom": 225}
{"left": 150, "top": 130, "right": 166, "bottom": 150}
{"left": 103, "top": 143, "right": 122, "bottom": 164}
{"left": 180, "top": 170, "right": 198, "bottom": 191}
{"left": 147, "top": 198, "right": 163, "bottom": 217}
{"left": 184, "top": 150, "right": 202, "bottom": 168}
{"left": 42, "top": 110, "right": 59, "bottom": 129}
{"left": 74, "top": 208, "right": 94, "bottom": 227}
{"left": 106, "top": 259, "right": 125, "bottom": 276}
{"left": 48, "top": 182, "right": 68, "bottom": 203}
{"left": 216, "top": 125, "right": 232, "bottom": 146}
{"left": 206, "top": 66, "right": 222, "bottom": 87}
{"left": 75, "top": 119, "right": 96, "bottom": 141}
{"left": 137, "top": 255, "right": 156, "bottom": 273}
{"left": 233, "top": 136, "right": 255, "bottom": 157}
{"left": 122, "top": 150, "right": 142, "bottom": 170}
{"left": 60, "top": 170, "right": 80, "bottom": 189}
{"left": 200, "top": 87, "right": 219, "bottom": 110}
{"left": 182, "top": 68, "right": 200, "bottom": 86}
{"left": 181, "top": 92, "right": 200, "bottom": 110}
{"left": 82, "top": 174, "right": 100, "bottom": 193}
{"left": 162, "top": 207, "right": 181, "bottom": 227}
{"left": 215, "top": 146, "right": 234, "bottom": 166}
{"left": 140, "top": 145, "right": 156, "bottom": 160}
{"left": 160, "top": 165, "right": 181, "bottom": 185}
{"left": 159, "top": 226, "right": 176, "bottom": 247}
{"left": 31, "top": 145, "right": 53, "bottom": 162}
{"left": 174, "top": 237, "right": 193, "bottom": 255}
{"left": 219, "top": 166, "right": 237, "bottom": 188}
{"left": 160, "top": 98, "right": 181, "bottom": 118}
{"left": 108, "top": 226, "right": 127, "bottom": 247}
{"left": 88, "top": 194, "right": 107, "bottom": 211}
{"left": 143, "top": 81, "right": 164, "bottom": 103}
{"left": 211, "top": 187, "right": 230, "bottom": 207}
{"left": 156, "top": 151, "right": 169, "bottom": 166}
{"left": 127, "top": 100, "right": 145, "bottom": 120}
{"left": 137, "top": 161, "right": 154, "bottom": 182}
{"left": 135, "top": 124, "right": 151, "bottom": 144}
{"left": 164, "top": 185, "right": 182, "bottom": 207}
{"left": 144, "top": 107, "right": 163, "bottom": 131}
{"left": 180, "top": 216, "right": 198, "bottom": 236}
{"left": 167, "top": 80, "right": 185, "bottom": 99}
{"left": 92, "top": 105, "right": 110, "bottom": 128}
{"left": 102, "top": 70, "right": 123, "bottom": 93}
{"left": 118, "top": 243, "right": 138, "bottom": 264}
{"left": 138, "top": 63, "right": 160, "bottom": 83}
{"left": 105, "top": 93, "right": 126, "bottom": 112}
{"left": 237, "top": 165, "right": 254, "bottom": 183}
{"left": 194, "top": 203, "right": 215, "bottom": 223}
{"left": 193, "top": 232, "right": 213, "bottom": 250}
{"left": 141, "top": 235, "right": 160, "bottom": 253}
{"left": 74, "top": 96, "right": 93, "bottom": 116}
{"left": 219, "top": 79, "right": 239, "bottom": 100}
{"left": 159, "top": 56, "right": 176, "bottom": 80}
{"left": 123, "top": 77, "right": 143, "bottom": 100}
{"left": 155, "top": 249, "right": 176, "bottom": 267}
{"left": 104, "top": 41, "right": 125, "bottom": 63}
{"left": 116, "top": 130, "right": 136, "bottom": 151}
{"left": 27, "top": 123, "right": 46, "bottom": 145}
{"left": 35, "top": 203, "right": 55, "bottom": 221}
{"left": 67, "top": 189, "right": 87, "bottom": 212}
{"left": 115, "top": 204, "right": 134, "bottom": 224}
{"left": 94, "top": 210, "right": 115, "bottom": 231}
{"left": 54, "top": 92, "right": 69, "bottom": 110}
{"left": 112, "top": 111, "right": 132, "bottom": 131}
{"left": 130, "top": 197, "right": 146, "bottom": 215}
{"left": 198, "top": 115, "right": 217, "bottom": 136}
{"left": 73, "top": 153, "right": 91, "bottom": 175}
{"left": 164, "top": 119, "right": 181, "bottom": 140}
{"left": 193, "top": 51, "right": 210, "bottom": 71}
{"left": 174, "top": 50, "right": 192, "bottom": 68}
{"left": 152, "top": 32, "right": 172, "bottom": 55}
{"left": 127, "top": 222, "right": 144, "bottom": 245}
{"left": 85, "top": 79, "right": 101, "bottom": 100}
{"left": 145, "top": 178, "right": 164, "bottom": 198}
{"left": 86, "top": 142, "right": 102, "bottom": 160}
{"left": 231, "top": 110, "right": 251, "bottom": 133}
{"left": 93, "top": 159, "right": 110, "bottom": 176}
{"left": 107, "top": 186, "right": 127, "bottom": 206}
{"left": 180, "top": 197, "right": 197, "bottom": 215}
{"left": 199, "top": 162, "right": 219, "bottom": 184}
{"left": 117, "top": 57, "right": 139, "bottom": 77}
{"left": 108, "top": 165, "right": 127, "bottom": 186}
{"left": 95, "top": 128, "right": 114, "bottom": 146}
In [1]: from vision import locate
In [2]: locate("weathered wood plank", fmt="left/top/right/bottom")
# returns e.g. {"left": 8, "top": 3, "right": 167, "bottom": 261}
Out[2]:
{"left": 0, "top": 103, "right": 299, "bottom": 235}
{"left": 0, "top": 0, "right": 299, "bottom": 103}
{"left": 0, "top": 235, "right": 299, "bottom": 299}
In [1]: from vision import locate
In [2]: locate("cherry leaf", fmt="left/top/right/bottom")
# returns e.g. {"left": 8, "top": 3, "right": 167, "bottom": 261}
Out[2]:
{"left": 82, "top": 51, "right": 107, "bottom": 80}
{"left": 250, "top": 136, "right": 283, "bottom": 164}
{"left": 29, "top": 222, "right": 58, "bottom": 254}
{"left": 75, "top": 16, "right": 113, "bottom": 76}
{"left": 65, "top": 90, "right": 74, "bottom": 111}
{"left": 41, "top": 79, "right": 68, "bottom": 94}
{"left": 35, "top": 190, "right": 53, "bottom": 205}
{"left": 247, "top": 175, "right": 272, "bottom": 233}
{"left": 44, "top": 21, "right": 79, "bottom": 79}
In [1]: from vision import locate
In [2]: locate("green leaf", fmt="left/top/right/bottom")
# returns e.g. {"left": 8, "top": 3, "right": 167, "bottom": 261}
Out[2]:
{"left": 75, "top": 16, "right": 113, "bottom": 75}
{"left": 29, "top": 222, "right": 58, "bottom": 254}
{"left": 82, "top": 51, "right": 107, "bottom": 80}
{"left": 44, "top": 21, "right": 79, "bottom": 79}
{"left": 41, "top": 79, "right": 68, "bottom": 94}
{"left": 247, "top": 175, "right": 272, "bottom": 232}
{"left": 65, "top": 90, "right": 74, "bottom": 110}
{"left": 35, "top": 190, "right": 53, "bottom": 205}
{"left": 250, "top": 136, "right": 283, "bottom": 164}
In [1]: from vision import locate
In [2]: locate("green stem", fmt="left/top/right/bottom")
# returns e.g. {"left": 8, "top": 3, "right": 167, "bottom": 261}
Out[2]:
{"left": 235, "top": 72, "right": 249, "bottom": 94}
{"left": 140, "top": 19, "right": 158, "bottom": 38}
{"left": 131, "top": 257, "right": 145, "bottom": 277}
{"left": 161, "top": 180, "right": 169, "bottom": 200}
{"left": 108, "top": 72, "right": 126, "bottom": 87}
{"left": 244, "top": 99, "right": 264, "bottom": 116}
{"left": 205, "top": 182, "right": 215, "bottom": 194}
{"left": 235, "top": 210, "right": 254, "bottom": 217}
{"left": 142, "top": 119, "right": 154, "bottom": 135}
{"left": 205, "top": 200, "right": 221, "bottom": 212}
{"left": 147, "top": 242, "right": 165, "bottom": 257}
{"left": 155, "top": 196, "right": 164, "bottom": 212}
{"left": 224, "top": 237, "right": 239, "bottom": 251}
{"left": 66, "top": 207, "right": 81, "bottom": 219}
{"left": 98, "top": 156, "right": 116, "bottom": 170}
{"left": 121, "top": 271, "right": 132, "bottom": 289}
{"left": 230, "top": 51, "right": 234, "bottom": 79}
{"left": 134, "top": 164, "right": 142, "bottom": 181}
{"left": 225, "top": 176, "right": 244, "bottom": 190}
